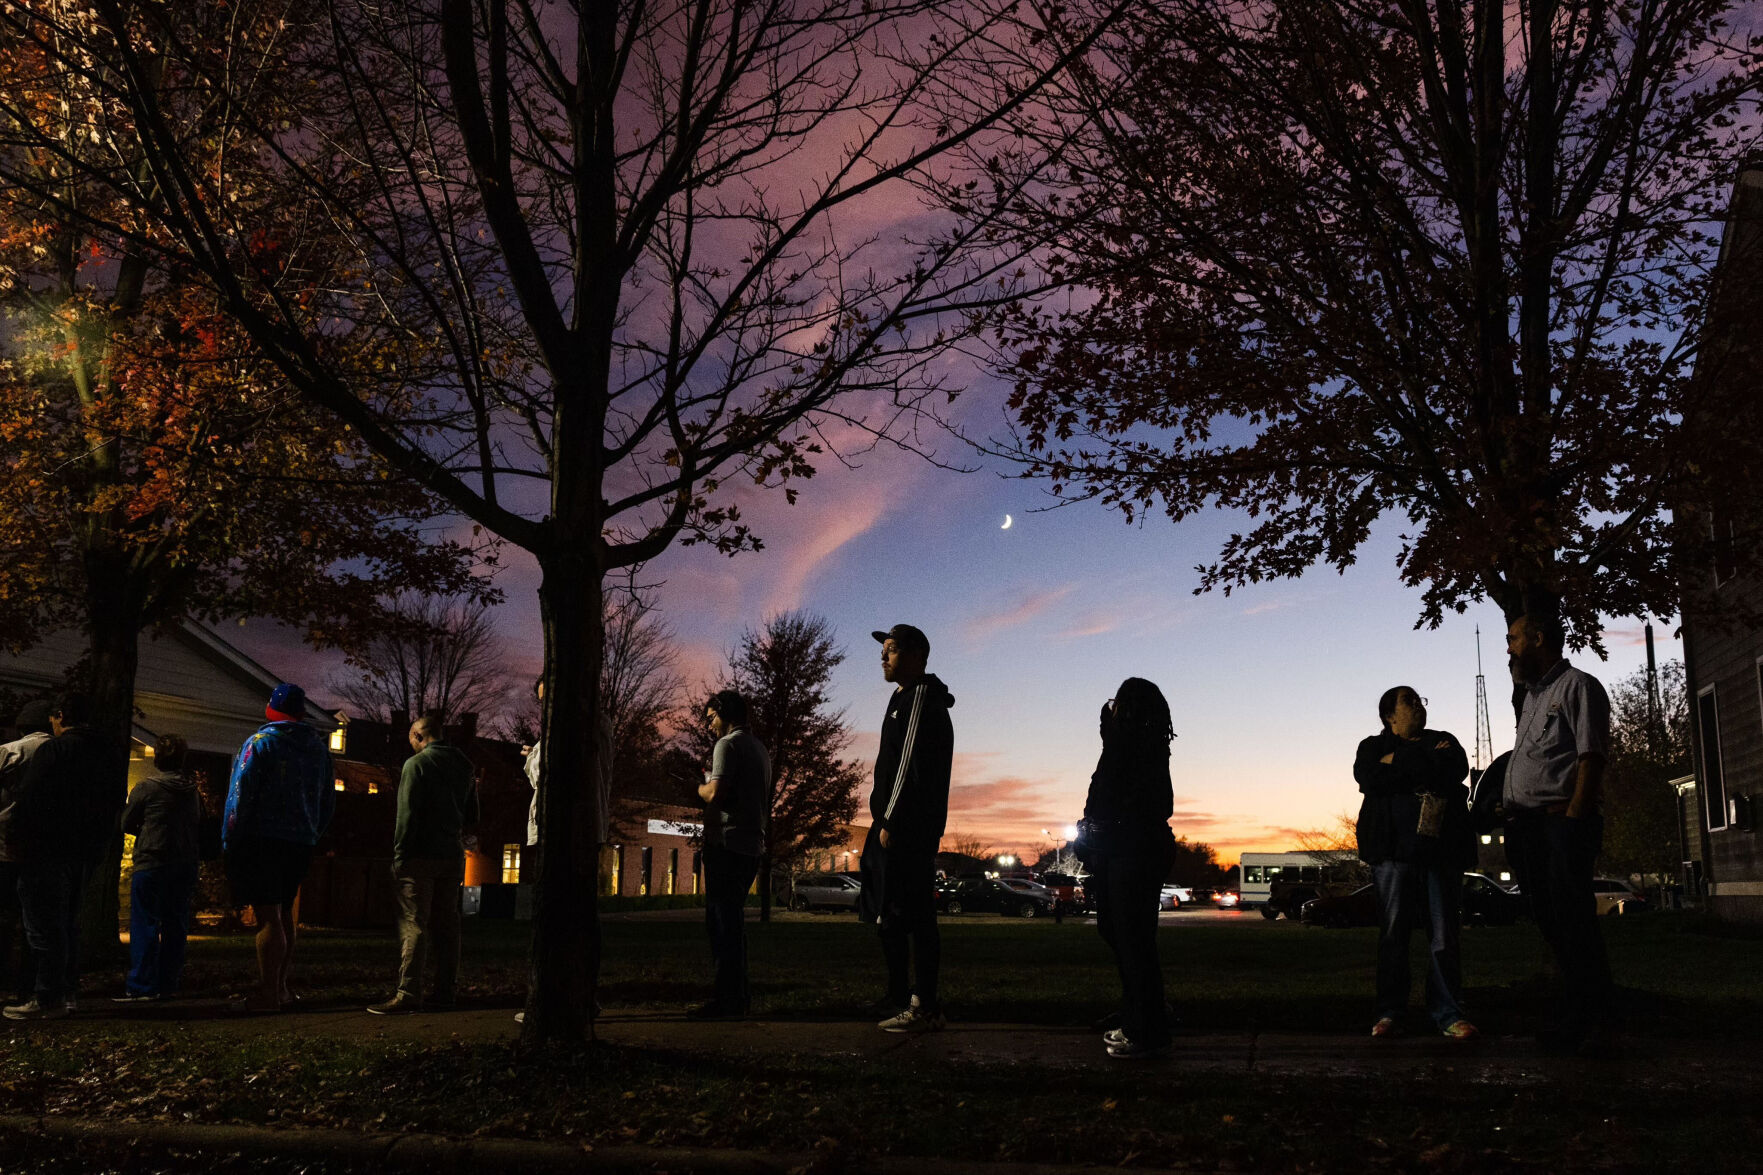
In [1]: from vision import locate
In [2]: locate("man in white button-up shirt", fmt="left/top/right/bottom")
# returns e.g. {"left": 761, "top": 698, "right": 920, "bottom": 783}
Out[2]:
{"left": 1504, "top": 611, "right": 1613, "bottom": 1055}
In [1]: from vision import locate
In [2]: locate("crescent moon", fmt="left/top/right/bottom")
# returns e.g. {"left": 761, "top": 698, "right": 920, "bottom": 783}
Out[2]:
{"left": 1001, "top": 514, "right": 1013, "bottom": 530}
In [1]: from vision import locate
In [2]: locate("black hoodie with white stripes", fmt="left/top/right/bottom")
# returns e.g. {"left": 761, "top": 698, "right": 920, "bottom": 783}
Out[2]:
{"left": 869, "top": 674, "right": 955, "bottom": 855}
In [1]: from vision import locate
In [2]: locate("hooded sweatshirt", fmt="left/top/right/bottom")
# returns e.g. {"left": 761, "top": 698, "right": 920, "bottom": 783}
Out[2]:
{"left": 121, "top": 770, "right": 202, "bottom": 870}
{"left": 395, "top": 740, "right": 480, "bottom": 866}
{"left": 869, "top": 673, "right": 955, "bottom": 856}
{"left": 8, "top": 725, "right": 124, "bottom": 864}
{"left": 225, "top": 720, "right": 336, "bottom": 849}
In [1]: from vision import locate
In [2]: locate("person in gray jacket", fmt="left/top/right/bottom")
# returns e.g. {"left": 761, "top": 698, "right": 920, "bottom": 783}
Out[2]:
{"left": 116, "top": 734, "right": 202, "bottom": 1001}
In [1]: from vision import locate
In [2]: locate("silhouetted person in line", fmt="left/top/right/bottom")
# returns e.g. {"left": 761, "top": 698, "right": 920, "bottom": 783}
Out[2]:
{"left": 1078, "top": 677, "right": 1179, "bottom": 1059}
{"left": 223, "top": 682, "right": 334, "bottom": 1013}
{"left": 115, "top": 734, "right": 202, "bottom": 1001}
{"left": 4, "top": 692, "right": 122, "bottom": 1021}
{"left": 859, "top": 624, "right": 954, "bottom": 1034}
{"left": 1504, "top": 611, "right": 1613, "bottom": 1055}
{"left": 690, "top": 690, "right": 770, "bottom": 1020}
{"left": 0, "top": 699, "right": 56, "bottom": 1004}
{"left": 369, "top": 712, "right": 479, "bottom": 1015}
{"left": 1354, "top": 686, "right": 1477, "bottom": 1040}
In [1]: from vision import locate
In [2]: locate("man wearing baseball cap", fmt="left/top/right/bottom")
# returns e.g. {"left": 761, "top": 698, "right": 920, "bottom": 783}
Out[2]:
{"left": 860, "top": 624, "right": 956, "bottom": 1033}
{"left": 222, "top": 683, "right": 335, "bottom": 1012}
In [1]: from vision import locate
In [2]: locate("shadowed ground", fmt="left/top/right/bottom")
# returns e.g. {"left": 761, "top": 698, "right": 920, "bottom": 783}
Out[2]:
{"left": 1, "top": 910, "right": 1758, "bottom": 1172}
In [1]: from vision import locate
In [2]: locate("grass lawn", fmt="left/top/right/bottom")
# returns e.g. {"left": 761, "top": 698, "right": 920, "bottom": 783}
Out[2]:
{"left": 2, "top": 911, "right": 1760, "bottom": 1172}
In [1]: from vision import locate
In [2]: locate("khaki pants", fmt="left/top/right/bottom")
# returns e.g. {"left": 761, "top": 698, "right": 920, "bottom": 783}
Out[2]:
{"left": 394, "top": 857, "right": 463, "bottom": 1002}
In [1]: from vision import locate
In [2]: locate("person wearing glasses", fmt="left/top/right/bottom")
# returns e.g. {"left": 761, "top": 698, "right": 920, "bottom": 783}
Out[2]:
{"left": 1075, "top": 678, "right": 1179, "bottom": 1059}
{"left": 1504, "top": 610, "right": 1612, "bottom": 1056}
{"left": 1353, "top": 686, "right": 1476, "bottom": 1041}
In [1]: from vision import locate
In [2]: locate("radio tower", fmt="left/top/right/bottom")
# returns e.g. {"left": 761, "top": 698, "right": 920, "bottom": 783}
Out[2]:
{"left": 1473, "top": 626, "right": 1494, "bottom": 772}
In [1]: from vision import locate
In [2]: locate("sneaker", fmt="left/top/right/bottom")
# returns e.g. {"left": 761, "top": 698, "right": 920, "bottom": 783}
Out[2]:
{"left": 1102, "top": 1027, "right": 1130, "bottom": 1048}
{"left": 879, "top": 997, "right": 945, "bottom": 1034}
{"left": 366, "top": 994, "right": 420, "bottom": 1016}
{"left": 1105, "top": 1035, "right": 1170, "bottom": 1059}
{"left": 1370, "top": 1017, "right": 1402, "bottom": 1038}
{"left": 1442, "top": 1019, "right": 1480, "bottom": 1041}
{"left": 514, "top": 1011, "right": 525, "bottom": 1024}
{"left": 3, "top": 999, "right": 70, "bottom": 1021}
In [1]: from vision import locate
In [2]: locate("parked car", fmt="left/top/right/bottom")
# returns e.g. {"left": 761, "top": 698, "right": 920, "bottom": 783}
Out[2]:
{"left": 1300, "top": 883, "right": 1376, "bottom": 928}
{"left": 1301, "top": 872, "right": 1530, "bottom": 928}
{"left": 1461, "top": 871, "right": 1525, "bottom": 925}
{"left": 789, "top": 872, "right": 861, "bottom": 911}
{"left": 1212, "top": 889, "right": 1241, "bottom": 909}
{"left": 1592, "top": 877, "right": 1650, "bottom": 916}
{"left": 1039, "top": 871, "right": 1089, "bottom": 913}
{"left": 1158, "top": 884, "right": 1193, "bottom": 911}
{"left": 937, "top": 877, "right": 1053, "bottom": 918}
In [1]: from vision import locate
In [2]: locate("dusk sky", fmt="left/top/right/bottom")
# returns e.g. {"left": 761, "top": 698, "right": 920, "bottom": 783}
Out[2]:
{"left": 229, "top": 396, "right": 1681, "bottom": 868}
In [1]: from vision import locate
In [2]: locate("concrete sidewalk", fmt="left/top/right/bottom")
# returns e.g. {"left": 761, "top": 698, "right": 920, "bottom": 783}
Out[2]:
{"left": 66, "top": 998, "right": 1760, "bottom": 1084}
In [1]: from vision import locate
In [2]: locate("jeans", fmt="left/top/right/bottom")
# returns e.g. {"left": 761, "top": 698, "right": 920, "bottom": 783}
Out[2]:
{"left": 875, "top": 851, "right": 941, "bottom": 1014}
{"left": 126, "top": 864, "right": 200, "bottom": 996}
{"left": 1089, "top": 852, "right": 1170, "bottom": 1047}
{"left": 16, "top": 859, "right": 91, "bottom": 1006}
{"left": 1371, "top": 859, "right": 1466, "bottom": 1029}
{"left": 1506, "top": 811, "right": 1612, "bottom": 1034}
{"left": 703, "top": 844, "right": 759, "bottom": 1010}
{"left": 393, "top": 857, "right": 464, "bottom": 1002}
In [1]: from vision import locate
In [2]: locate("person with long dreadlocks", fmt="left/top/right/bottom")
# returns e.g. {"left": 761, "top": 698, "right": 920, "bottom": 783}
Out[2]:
{"left": 1075, "top": 677, "right": 1179, "bottom": 1059}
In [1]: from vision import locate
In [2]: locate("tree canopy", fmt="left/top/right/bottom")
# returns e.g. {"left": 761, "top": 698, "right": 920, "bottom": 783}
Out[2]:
{"left": 967, "top": 0, "right": 1763, "bottom": 641}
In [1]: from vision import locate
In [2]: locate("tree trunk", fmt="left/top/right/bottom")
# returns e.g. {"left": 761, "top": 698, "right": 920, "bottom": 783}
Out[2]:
{"left": 758, "top": 851, "right": 772, "bottom": 923}
{"left": 522, "top": 547, "right": 605, "bottom": 1045}
{"left": 79, "top": 560, "right": 145, "bottom": 966}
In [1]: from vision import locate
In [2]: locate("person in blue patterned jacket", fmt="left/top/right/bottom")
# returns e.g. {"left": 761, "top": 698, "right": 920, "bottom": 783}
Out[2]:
{"left": 223, "top": 682, "right": 334, "bottom": 1012}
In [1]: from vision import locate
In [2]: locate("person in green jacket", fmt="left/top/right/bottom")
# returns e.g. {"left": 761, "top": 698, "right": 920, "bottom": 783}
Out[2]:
{"left": 368, "top": 712, "right": 479, "bottom": 1015}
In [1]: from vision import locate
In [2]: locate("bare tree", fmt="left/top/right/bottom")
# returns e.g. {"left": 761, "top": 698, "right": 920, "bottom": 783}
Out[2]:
{"left": 600, "top": 585, "right": 685, "bottom": 800}
{"left": 1292, "top": 813, "right": 1370, "bottom": 879}
{"left": 945, "top": 832, "right": 997, "bottom": 862}
{"left": 1, "top": 0, "right": 1121, "bottom": 1043}
{"left": 331, "top": 593, "right": 511, "bottom": 727}
{"left": 678, "top": 612, "right": 864, "bottom": 916}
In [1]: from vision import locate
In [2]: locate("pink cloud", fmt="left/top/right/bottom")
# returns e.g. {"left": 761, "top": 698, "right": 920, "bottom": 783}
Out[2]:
{"left": 1059, "top": 615, "right": 1120, "bottom": 639}
{"left": 962, "top": 585, "right": 1074, "bottom": 642}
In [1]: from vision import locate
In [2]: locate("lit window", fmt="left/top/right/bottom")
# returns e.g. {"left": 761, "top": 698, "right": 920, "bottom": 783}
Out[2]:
{"left": 502, "top": 844, "right": 521, "bottom": 884}
{"left": 334, "top": 779, "right": 346, "bottom": 792}
{"left": 1499, "top": 872, "right": 1512, "bottom": 882}
{"left": 1480, "top": 834, "right": 1493, "bottom": 845}
{"left": 666, "top": 848, "right": 678, "bottom": 895}
{"left": 329, "top": 728, "right": 346, "bottom": 753}
{"left": 367, "top": 781, "right": 379, "bottom": 795}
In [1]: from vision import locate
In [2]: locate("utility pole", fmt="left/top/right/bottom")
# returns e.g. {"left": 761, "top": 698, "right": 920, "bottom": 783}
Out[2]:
{"left": 1473, "top": 626, "right": 1494, "bottom": 773}
{"left": 1645, "top": 620, "right": 1663, "bottom": 761}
